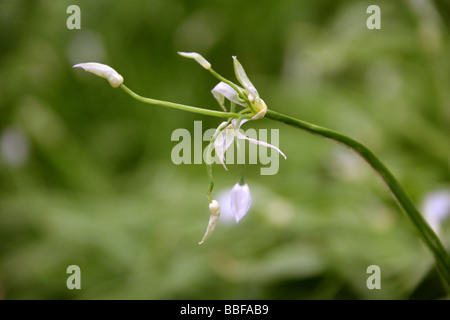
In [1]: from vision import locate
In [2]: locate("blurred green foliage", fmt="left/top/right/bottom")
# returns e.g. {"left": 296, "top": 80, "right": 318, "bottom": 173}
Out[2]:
{"left": 0, "top": 0, "right": 449, "bottom": 299}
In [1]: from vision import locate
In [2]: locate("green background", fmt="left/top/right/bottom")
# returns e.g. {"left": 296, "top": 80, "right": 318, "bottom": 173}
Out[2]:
{"left": 0, "top": 0, "right": 449, "bottom": 299}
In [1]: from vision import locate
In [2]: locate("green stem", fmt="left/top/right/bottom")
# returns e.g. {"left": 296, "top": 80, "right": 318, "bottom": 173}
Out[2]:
{"left": 120, "top": 84, "right": 240, "bottom": 119}
{"left": 265, "top": 109, "right": 450, "bottom": 287}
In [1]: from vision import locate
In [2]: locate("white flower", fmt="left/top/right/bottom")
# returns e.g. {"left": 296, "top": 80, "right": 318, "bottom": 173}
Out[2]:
{"left": 178, "top": 51, "right": 211, "bottom": 70}
{"left": 210, "top": 57, "right": 285, "bottom": 168}
{"left": 230, "top": 183, "right": 252, "bottom": 223}
{"left": 198, "top": 200, "right": 221, "bottom": 245}
{"left": 211, "top": 82, "right": 245, "bottom": 111}
{"left": 73, "top": 62, "right": 124, "bottom": 88}
{"left": 213, "top": 118, "right": 287, "bottom": 170}
{"left": 210, "top": 56, "right": 267, "bottom": 118}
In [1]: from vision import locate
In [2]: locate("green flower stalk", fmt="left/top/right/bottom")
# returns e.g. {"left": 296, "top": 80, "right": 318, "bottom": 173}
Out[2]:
{"left": 73, "top": 53, "right": 450, "bottom": 287}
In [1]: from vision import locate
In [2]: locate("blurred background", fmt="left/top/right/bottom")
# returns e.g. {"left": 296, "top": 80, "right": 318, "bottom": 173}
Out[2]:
{"left": 0, "top": 0, "right": 449, "bottom": 299}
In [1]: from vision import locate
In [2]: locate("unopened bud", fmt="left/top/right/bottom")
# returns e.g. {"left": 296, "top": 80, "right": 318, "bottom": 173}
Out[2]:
{"left": 73, "top": 62, "right": 124, "bottom": 88}
{"left": 178, "top": 52, "right": 211, "bottom": 70}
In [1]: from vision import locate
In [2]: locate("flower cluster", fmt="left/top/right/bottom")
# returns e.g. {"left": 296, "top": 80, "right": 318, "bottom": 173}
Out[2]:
{"left": 73, "top": 52, "right": 287, "bottom": 245}
{"left": 177, "top": 52, "right": 286, "bottom": 244}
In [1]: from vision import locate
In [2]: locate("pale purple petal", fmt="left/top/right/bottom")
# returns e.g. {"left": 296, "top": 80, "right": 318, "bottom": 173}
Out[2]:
{"left": 230, "top": 183, "right": 252, "bottom": 223}
{"left": 422, "top": 190, "right": 450, "bottom": 235}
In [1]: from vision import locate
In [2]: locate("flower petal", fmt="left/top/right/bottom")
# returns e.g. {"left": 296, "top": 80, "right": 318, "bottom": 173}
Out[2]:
{"left": 178, "top": 51, "right": 211, "bottom": 70}
{"left": 232, "top": 56, "right": 259, "bottom": 99}
{"left": 236, "top": 131, "right": 287, "bottom": 160}
{"left": 214, "top": 125, "right": 235, "bottom": 170}
{"left": 73, "top": 62, "right": 123, "bottom": 88}
{"left": 230, "top": 183, "right": 252, "bottom": 223}
{"left": 211, "top": 82, "right": 246, "bottom": 110}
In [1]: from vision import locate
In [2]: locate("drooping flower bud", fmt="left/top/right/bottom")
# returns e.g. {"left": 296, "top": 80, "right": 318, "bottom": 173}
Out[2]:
{"left": 198, "top": 200, "right": 221, "bottom": 245}
{"left": 73, "top": 62, "right": 124, "bottom": 88}
{"left": 230, "top": 183, "right": 252, "bottom": 223}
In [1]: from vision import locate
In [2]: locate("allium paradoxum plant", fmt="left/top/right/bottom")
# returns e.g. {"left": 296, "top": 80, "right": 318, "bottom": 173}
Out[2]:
{"left": 73, "top": 53, "right": 450, "bottom": 287}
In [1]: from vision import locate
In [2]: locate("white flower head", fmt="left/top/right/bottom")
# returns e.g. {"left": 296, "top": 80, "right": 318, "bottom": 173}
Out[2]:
{"left": 73, "top": 62, "right": 123, "bottom": 88}
{"left": 198, "top": 200, "right": 221, "bottom": 245}
{"left": 230, "top": 183, "right": 252, "bottom": 223}
{"left": 178, "top": 51, "right": 211, "bottom": 70}
{"left": 209, "top": 56, "right": 267, "bottom": 118}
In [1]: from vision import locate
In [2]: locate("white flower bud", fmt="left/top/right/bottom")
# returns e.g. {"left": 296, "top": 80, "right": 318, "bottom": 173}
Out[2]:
{"left": 73, "top": 62, "right": 123, "bottom": 88}
{"left": 230, "top": 183, "right": 252, "bottom": 223}
{"left": 178, "top": 51, "right": 211, "bottom": 70}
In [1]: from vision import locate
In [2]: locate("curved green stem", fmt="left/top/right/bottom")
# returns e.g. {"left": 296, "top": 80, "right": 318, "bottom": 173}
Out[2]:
{"left": 117, "top": 79, "right": 448, "bottom": 286}
{"left": 265, "top": 109, "right": 450, "bottom": 287}
{"left": 120, "top": 84, "right": 240, "bottom": 119}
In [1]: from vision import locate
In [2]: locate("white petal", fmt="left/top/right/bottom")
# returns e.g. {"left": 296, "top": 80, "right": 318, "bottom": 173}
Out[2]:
{"left": 230, "top": 183, "right": 252, "bottom": 223}
{"left": 236, "top": 131, "right": 287, "bottom": 160}
{"left": 73, "top": 62, "right": 123, "bottom": 88}
{"left": 232, "top": 56, "right": 259, "bottom": 99}
{"left": 214, "top": 125, "right": 235, "bottom": 170}
{"left": 178, "top": 51, "right": 211, "bottom": 70}
{"left": 212, "top": 85, "right": 226, "bottom": 111}
{"left": 211, "top": 82, "right": 246, "bottom": 109}
{"left": 210, "top": 121, "right": 230, "bottom": 165}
